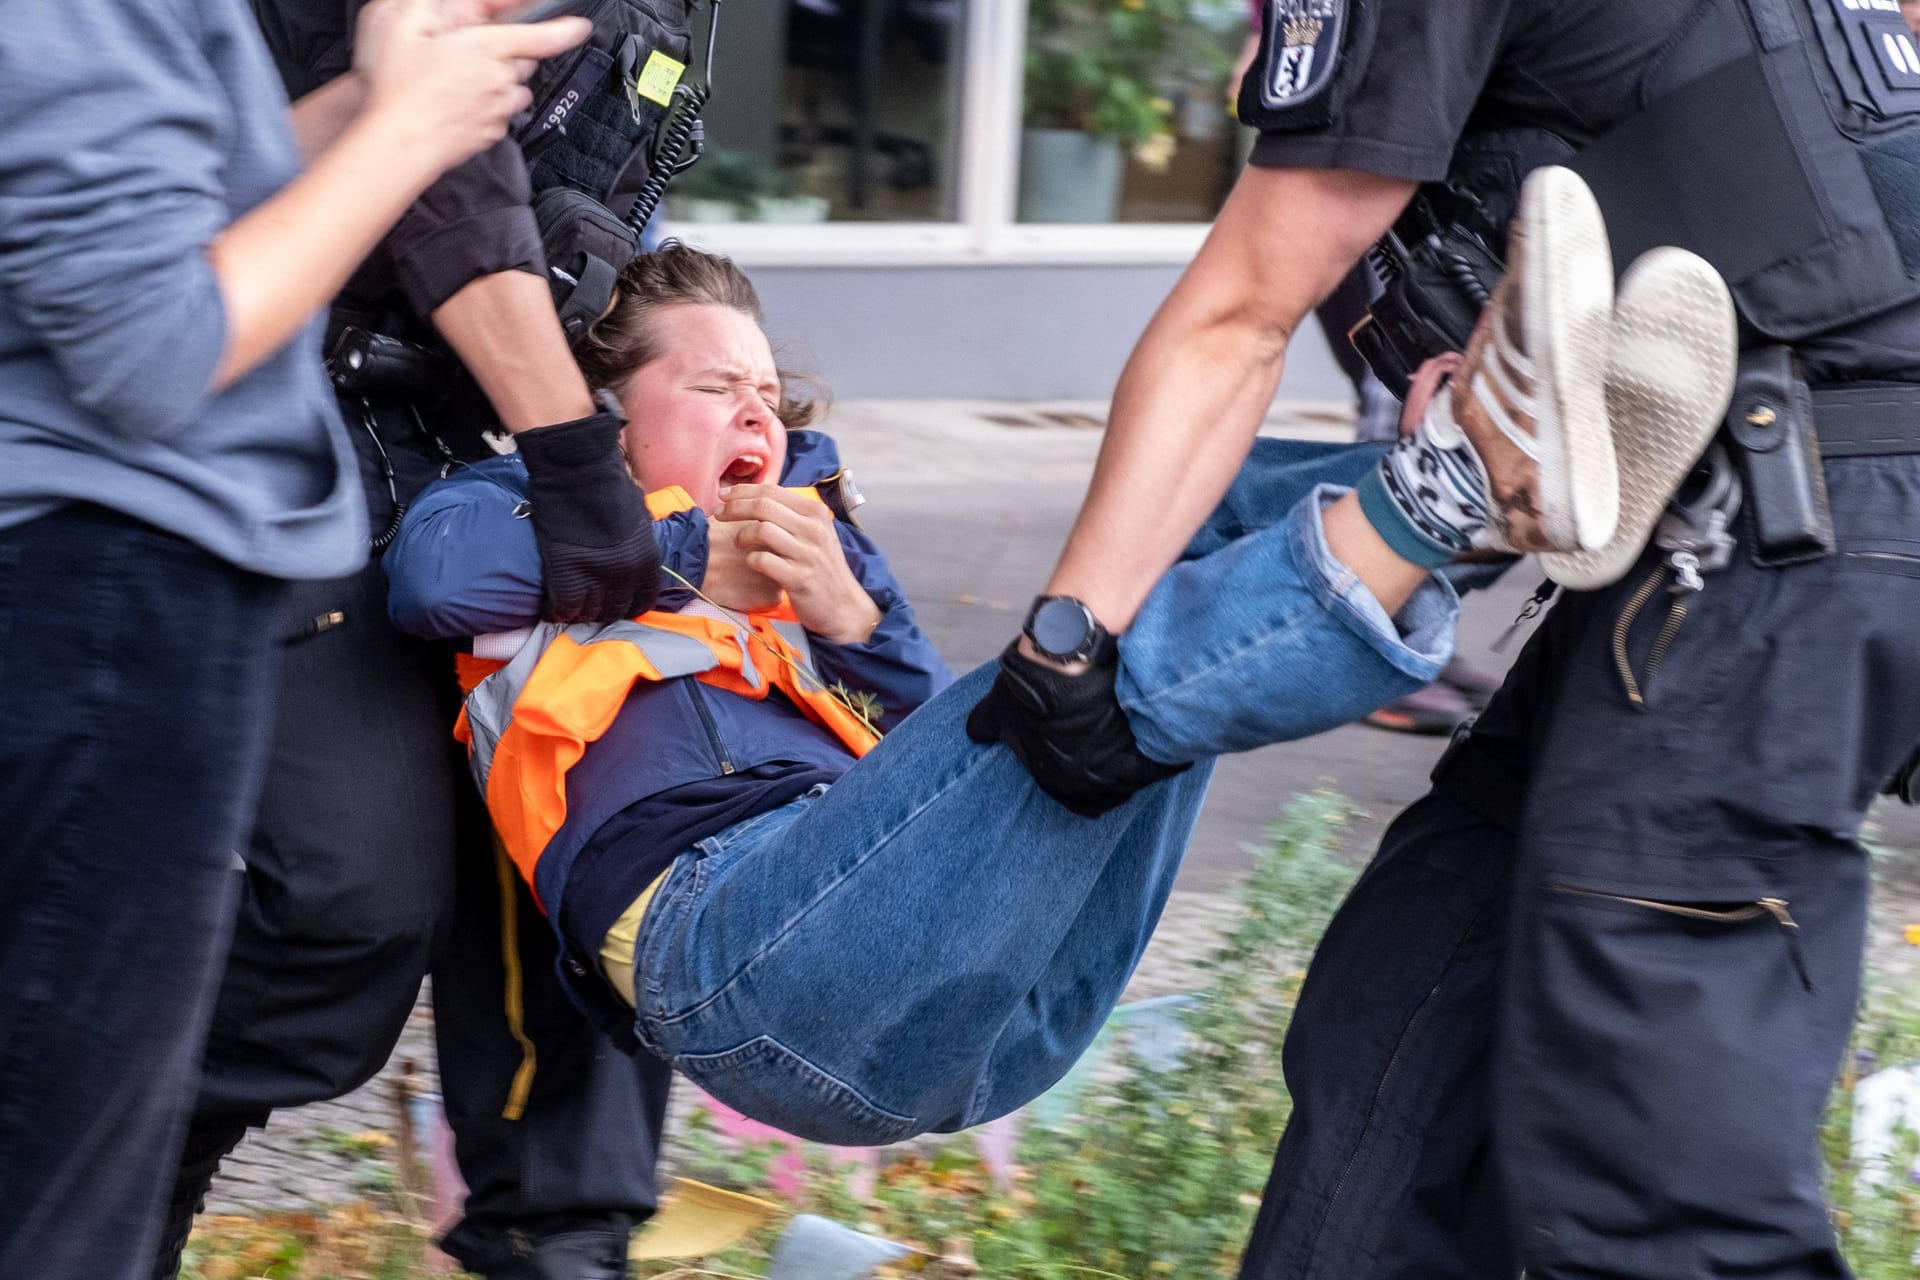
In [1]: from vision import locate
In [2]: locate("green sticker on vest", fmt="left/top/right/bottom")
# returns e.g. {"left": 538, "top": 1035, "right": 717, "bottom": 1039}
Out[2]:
{"left": 636, "top": 51, "right": 685, "bottom": 107}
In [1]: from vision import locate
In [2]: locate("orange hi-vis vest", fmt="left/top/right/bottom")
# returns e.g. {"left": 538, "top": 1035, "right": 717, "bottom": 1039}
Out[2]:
{"left": 454, "top": 485, "right": 880, "bottom": 899}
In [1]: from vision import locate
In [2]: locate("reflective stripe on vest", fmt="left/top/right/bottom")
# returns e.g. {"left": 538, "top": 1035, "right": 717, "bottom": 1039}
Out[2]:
{"left": 453, "top": 484, "right": 879, "bottom": 896}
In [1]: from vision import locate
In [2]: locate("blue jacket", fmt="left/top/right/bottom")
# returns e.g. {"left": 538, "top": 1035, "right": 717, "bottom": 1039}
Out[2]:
{"left": 386, "top": 430, "right": 955, "bottom": 919}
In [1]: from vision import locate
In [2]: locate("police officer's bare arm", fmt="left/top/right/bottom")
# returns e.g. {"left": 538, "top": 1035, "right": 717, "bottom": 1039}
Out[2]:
{"left": 432, "top": 271, "right": 600, "bottom": 429}
{"left": 208, "top": 0, "right": 588, "bottom": 389}
{"left": 1040, "top": 164, "right": 1415, "bottom": 631}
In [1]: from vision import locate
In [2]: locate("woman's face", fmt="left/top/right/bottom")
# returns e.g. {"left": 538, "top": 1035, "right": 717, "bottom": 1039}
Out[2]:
{"left": 615, "top": 302, "right": 787, "bottom": 513}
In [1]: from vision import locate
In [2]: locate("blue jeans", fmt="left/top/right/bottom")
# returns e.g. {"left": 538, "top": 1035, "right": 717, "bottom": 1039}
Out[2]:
{"left": 627, "top": 439, "right": 1462, "bottom": 1145}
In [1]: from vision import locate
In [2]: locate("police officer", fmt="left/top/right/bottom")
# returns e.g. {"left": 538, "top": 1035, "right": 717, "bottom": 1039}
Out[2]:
{"left": 155, "top": 4, "right": 677, "bottom": 1278}
{"left": 969, "top": 1, "right": 1920, "bottom": 1275}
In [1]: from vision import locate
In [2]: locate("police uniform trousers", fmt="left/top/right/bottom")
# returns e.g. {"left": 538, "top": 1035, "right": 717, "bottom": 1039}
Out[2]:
{"left": 1238, "top": 446, "right": 1920, "bottom": 1280}
{"left": 183, "top": 401, "right": 672, "bottom": 1268}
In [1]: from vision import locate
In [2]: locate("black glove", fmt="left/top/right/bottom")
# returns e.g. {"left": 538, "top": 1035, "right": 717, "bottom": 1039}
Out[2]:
{"left": 516, "top": 401, "right": 661, "bottom": 624}
{"left": 965, "top": 636, "right": 1190, "bottom": 819}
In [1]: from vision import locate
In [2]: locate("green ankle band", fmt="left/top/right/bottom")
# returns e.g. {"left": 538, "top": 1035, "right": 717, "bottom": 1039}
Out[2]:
{"left": 1355, "top": 466, "right": 1459, "bottom": 570}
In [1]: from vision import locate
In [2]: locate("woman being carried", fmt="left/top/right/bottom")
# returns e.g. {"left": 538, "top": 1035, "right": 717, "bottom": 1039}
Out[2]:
{"left": 388, "top": 172, "right": 1737, "bottom": 1146}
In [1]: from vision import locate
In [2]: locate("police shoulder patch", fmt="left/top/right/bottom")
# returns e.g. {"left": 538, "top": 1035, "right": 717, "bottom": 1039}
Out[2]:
{"left": 1242, "top": 0, "right": 1351, "bottom": 130}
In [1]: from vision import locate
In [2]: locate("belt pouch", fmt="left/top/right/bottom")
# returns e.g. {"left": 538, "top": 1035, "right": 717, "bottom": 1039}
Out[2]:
{"left": 1726, "top": 345, "right": 1834, "bottom": 567}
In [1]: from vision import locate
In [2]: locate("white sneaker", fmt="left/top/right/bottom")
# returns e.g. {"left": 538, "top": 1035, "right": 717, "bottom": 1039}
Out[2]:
{"left": 1446, "top": 164, "right": 1619, "bottom": 555}
{"left": 1538, "top": 246, "right": 1738, "bottom": 590}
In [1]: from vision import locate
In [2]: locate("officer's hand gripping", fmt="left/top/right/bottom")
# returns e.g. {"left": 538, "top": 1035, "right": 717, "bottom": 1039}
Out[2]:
{"left": 516, "top": 396, "right": 662, "bottom": 624}
{"left": 965, "top": 638, "right": 1190, "bottom": 819}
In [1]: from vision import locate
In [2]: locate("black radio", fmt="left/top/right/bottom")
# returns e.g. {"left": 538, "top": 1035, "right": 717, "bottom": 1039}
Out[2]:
{"left": 327, "top": 327, "right": 456, "bottom": 403}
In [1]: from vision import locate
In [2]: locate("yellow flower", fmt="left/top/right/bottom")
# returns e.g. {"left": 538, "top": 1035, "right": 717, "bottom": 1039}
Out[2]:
{"left": 1906, "top": 923, "right": 1920, "bottom": 947}
{"left": 1132, "top": 132, "right": 1177, "bottom": 172}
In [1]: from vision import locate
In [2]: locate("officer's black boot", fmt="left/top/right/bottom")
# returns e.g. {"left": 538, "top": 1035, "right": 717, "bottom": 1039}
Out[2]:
{"left": 151, "top": 1115, "right": 254, "bottom": 1280}
{"left": 463, "top": 1215, "right": 634, "bottom": 1280}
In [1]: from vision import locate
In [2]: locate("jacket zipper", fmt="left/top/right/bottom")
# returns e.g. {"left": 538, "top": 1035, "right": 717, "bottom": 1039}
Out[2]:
{"left": 1547, "top": 884, "right": 1812, "bottom": 990}
{"left": 688, "top": 686, "right": 735, "bottom": 775}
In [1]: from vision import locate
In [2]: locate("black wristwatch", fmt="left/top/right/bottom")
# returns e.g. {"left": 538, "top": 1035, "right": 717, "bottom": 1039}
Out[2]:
{"left": 1022, "top": 595, "right": 1112, "bottom": 666}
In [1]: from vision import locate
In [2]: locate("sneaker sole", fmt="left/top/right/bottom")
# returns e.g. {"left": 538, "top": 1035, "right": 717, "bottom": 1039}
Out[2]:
{"left": 1538, "top": 247, "right": 1738, "bottom": 590}
{"left": 1521, "top": 166, "right": 1619, "bottom": 552}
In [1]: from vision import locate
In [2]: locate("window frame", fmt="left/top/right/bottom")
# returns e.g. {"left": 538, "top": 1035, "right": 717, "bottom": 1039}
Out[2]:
{"left": 672, "top": 0, "right": 1223, "bottom": 268}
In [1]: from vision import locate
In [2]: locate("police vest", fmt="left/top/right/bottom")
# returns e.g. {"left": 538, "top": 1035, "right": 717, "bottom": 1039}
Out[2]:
{"left": 1490, "top": 0, "right": 1920, "bottom": 341}
{"left": 516, "top": 0, "right": 702, "bottom": 342}
{"left": 453, "top": 486, "right": 880, "bottom": 895}
{"left": 517, "top": 0, "right": 693, "bottom": 223}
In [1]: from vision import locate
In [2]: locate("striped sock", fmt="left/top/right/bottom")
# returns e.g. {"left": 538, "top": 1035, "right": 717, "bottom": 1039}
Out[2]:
{"left": 1356, "top": 398, "right": 1495, "bottom": 569}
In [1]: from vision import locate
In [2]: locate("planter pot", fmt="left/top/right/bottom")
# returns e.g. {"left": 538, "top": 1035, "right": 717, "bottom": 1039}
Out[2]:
{"left": 1017, "top": 128, "right": 1124, "bottom": 224}
{"left": 665, "top": 195, "right": 745, "bottom": 223}
{"left": 749, "top": 194, "right": 832, "bottom": 223}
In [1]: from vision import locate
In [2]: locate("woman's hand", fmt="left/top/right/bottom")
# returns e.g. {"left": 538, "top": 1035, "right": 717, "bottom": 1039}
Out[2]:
{"left": 353, "top": 0, "right": 589, "bottom": 173}
{"left": 701, "top": 516, "right": 785, "bottom": 615}
{"left": 1399, "top": 351, "right": 1463, "bottom": 435}
{"left": 712, "top": 487, "right": 882, "bottom": 645}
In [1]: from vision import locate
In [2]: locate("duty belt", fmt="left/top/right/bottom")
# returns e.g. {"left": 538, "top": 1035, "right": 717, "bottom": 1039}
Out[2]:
{"left": 1809, "top": 383, "right": 1920, "bottom": 457}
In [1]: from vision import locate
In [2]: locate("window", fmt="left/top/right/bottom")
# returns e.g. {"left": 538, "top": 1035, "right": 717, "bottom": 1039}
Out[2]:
{"left": 1018, "top": 0, "right": 1250, "bottom": 224}
{"left": 671, "top": 0, "right": 1248, "bottom": 265}
{"left": 678, "top": 0, "right": 967, "bottom": 224}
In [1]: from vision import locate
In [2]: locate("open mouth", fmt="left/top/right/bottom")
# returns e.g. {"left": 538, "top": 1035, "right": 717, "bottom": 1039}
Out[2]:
{"left": 717, "top": 450, "right": 771, "bottom": 496}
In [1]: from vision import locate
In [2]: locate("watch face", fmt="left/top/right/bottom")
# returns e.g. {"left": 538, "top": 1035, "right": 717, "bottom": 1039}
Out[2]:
{"left": 1031, "top": 597, "right": 1094, "bottom": 658}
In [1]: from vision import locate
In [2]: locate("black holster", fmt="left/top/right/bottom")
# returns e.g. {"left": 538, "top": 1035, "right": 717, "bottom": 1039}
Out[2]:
{"left": 1349, "top": 222, "right": 1501, "bottom": 402}
{"left": 1724, "top": 346, "right": 1835, "bottom": 568}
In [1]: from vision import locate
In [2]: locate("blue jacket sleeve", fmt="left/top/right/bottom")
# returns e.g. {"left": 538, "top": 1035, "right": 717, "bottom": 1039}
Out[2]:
{"left": 810, "top": 522, "right": 955, "bottom": 733}
{"left": 0, "top": 1, "right": 256, "bottom": 441}
{"left": 386, "top": 470, "right": 544, "bottom": 638}
{"left": 386, "top": 462, "right": 714, "bottom": 638}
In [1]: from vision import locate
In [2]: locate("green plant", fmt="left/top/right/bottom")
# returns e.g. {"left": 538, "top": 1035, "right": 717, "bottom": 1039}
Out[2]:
{"left": 1024, "top": 0, "right": 1234, "bottom": 145}
{"left": 305, "top": 1127, "right": 392, "bottom": 1161}
{"left": 642, "top": 794, "right": 1362, "bottom": 1278}
{"left": 180, "top": 1205, "right": 426, "bottom": 1280}
{"left": 192, "top": 797, "right": 1920, "bottom": 1278}
{"left": 675, "top": 148, "right": 795, "bottom": 205}
{"left": 973, "top": 793, "right": 1357, "bottom": 1276}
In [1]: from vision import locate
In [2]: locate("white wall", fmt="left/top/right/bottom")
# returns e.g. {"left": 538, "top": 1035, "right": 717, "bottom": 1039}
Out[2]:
{"left": 747, "top": 264, "right": 1352, "bottom": 402}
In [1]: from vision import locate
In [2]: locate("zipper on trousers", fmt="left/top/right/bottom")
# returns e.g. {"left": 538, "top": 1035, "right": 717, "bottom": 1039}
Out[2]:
{"left": 1547, "top": 884, "right": 1813, "bottom": 991}
{"left": 1611, "top": 556, "right": 1702, "bottom": 709}
{"left": 688, "top": 687, "right": 735, "bottom": 775}
{"left": 1845, "top": 549, "right": 1920, "bottom": 569}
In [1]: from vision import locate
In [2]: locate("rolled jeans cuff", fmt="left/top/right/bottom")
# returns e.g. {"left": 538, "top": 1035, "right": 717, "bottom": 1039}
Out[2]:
{"left": 1116, "top": 484, "right": 1458, "bottom": 764}
{"left": 1294, "top": 485, "right": 1458, "bottom": 682}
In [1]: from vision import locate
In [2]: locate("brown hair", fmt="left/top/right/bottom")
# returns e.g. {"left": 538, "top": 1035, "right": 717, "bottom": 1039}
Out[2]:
{"left": 575, "top": 241, "right": 824, "bottom": 429}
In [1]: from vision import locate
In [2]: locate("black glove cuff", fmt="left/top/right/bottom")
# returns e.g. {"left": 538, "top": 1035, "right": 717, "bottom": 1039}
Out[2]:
{"left": 967, "top": 638, "right": 1190, "bottom": 819}
{"left": 517, "top": 412, "right": 661, "bottom": 623}
{"left": 517, "top": 413, "right": 628, "bottom": 513}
